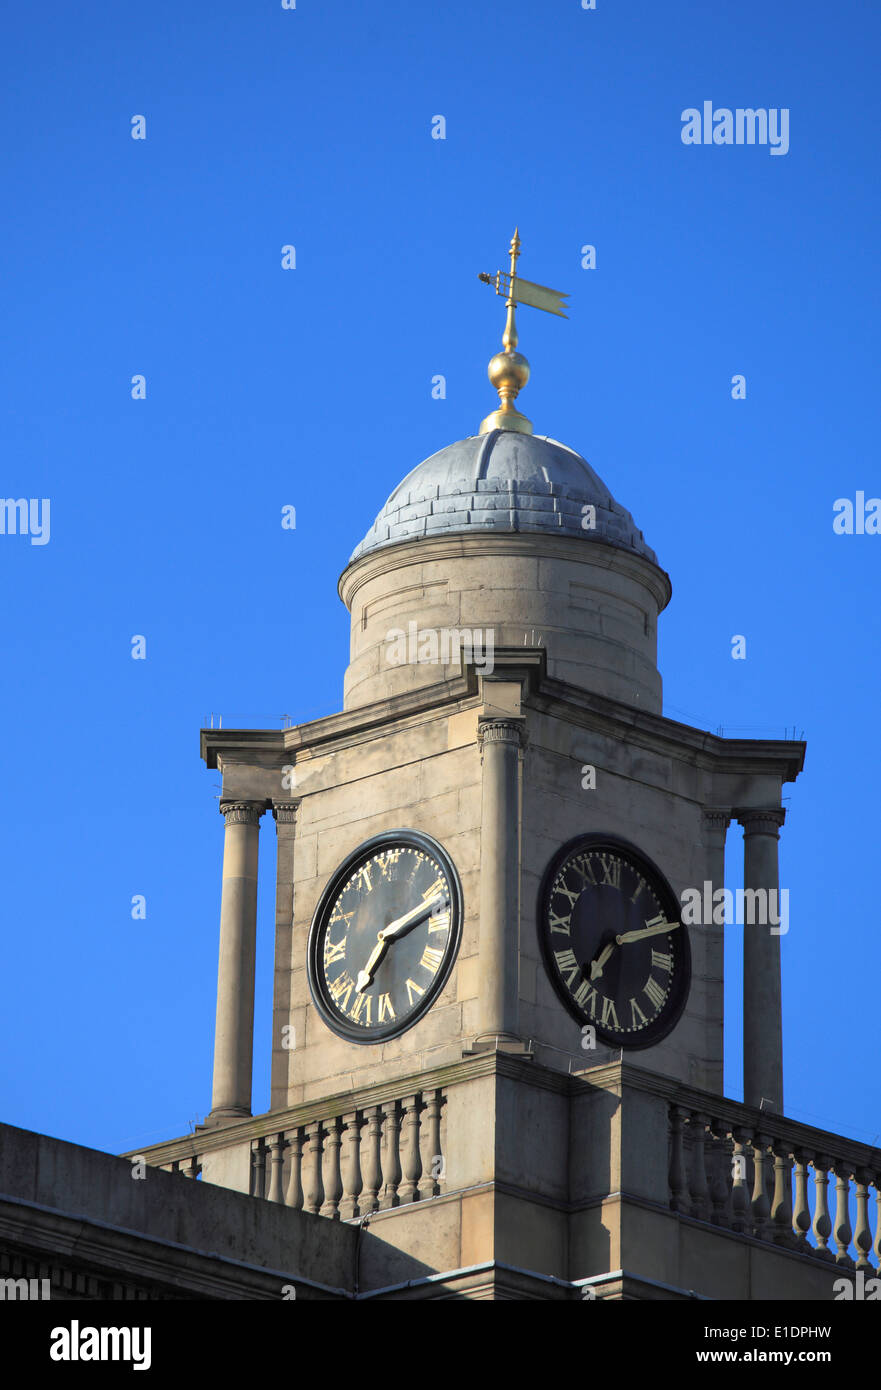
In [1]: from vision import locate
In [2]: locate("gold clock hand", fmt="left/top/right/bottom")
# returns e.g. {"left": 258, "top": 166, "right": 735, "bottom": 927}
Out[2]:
{"left": 381, "top": 893, "right": 444, "bottom": 942}
{"left": 356, "top": 934, "right": 388, "bottom": 993}
{"left": 589, "top": 940, "right": 617, "bottom": 981}
{"left": 616, "top": 920, "right": 681, "bottom": 947}
{"left": 355, "top": 894, "right": 446, "bottom": 993}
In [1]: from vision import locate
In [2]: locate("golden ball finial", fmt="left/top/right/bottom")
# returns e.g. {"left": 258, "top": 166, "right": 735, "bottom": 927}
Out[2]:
{"left": 488, "top": 350, "right": 529, "bottom": 395}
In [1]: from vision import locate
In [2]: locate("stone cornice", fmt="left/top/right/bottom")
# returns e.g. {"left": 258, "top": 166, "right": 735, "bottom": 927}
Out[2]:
{"left": 338, "top": 532, "right": 673, "bottom": 614}
{"left": 200, "top": 652, "right": 804, "bottom": 785}
{"left": 524, "top": 677, "right": 806, "bottom": 783}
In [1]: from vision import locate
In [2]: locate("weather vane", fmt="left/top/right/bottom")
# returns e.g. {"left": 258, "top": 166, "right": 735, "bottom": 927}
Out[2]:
{"left": 477, "top": 228, "right": 569, "bottom": 436}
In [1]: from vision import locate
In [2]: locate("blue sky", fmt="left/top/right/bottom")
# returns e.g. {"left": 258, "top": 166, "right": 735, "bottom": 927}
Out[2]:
{"left": 1, "top": 0, "right": 879, "bottom": 1158}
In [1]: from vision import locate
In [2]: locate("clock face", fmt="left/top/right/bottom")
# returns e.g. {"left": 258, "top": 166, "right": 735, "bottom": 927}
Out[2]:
{"left": 307, "top": 830, "right": 462, "bottom": 1044}
{"left": 537, "top": 835, "right": 690, "bottom": 1049}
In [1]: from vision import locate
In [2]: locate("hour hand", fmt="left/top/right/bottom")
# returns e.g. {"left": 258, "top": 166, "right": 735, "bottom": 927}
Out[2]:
{"left": 355, "top": 934, "right": 388, "bottom": 993}
{"left": 589, "top": 940, "right": 616, "bottom": 981}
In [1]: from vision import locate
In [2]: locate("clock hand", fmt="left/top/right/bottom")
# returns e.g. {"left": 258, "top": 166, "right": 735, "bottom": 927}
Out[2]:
{"left": 354, "top": 894, "right": 445, "bottom": 993}
{"left": 381, "top": 893, "right": 444, "bottom": 942}
{"left": 615, "top": 920, "right": 681, "bottom": 947}
{"left": 356, "top": 935, "right": 389, "bottom": 993}
{"left": 589, "top": 940, "right": 617, "bottom": 981}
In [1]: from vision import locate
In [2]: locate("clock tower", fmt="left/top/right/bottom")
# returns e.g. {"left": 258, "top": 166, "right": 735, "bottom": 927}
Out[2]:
{"left": 134, "top": 241, "right": 880, "bottom": 1301}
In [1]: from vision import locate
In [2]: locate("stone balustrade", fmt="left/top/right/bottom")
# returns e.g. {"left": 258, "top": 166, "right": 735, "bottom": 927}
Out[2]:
{"left": 142, "top": 1056, "right": 878, "bottom": 1292}
{"left": 669, "top": 1105, "right": 881, "bottom": 1270}
{"left": 157, "top": 1086, "right": 445, "bottom": 1219}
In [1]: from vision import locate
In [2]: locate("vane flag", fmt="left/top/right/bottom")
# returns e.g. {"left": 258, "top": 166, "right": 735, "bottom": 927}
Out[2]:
{"left": 478, "top": 270, "right": 569, "bottom": 318}
{"left": 477, "top": 229, "right": 570, "bottom": 436}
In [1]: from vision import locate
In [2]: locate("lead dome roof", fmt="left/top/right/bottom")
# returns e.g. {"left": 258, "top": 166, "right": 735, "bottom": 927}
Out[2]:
{"left": 349, "top": 429, "right": 658, "bottom": 565}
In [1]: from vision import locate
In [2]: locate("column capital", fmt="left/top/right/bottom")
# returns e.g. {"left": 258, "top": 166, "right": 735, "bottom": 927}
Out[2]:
{"left": 477, "top": 717, "right": 524, "bottom": 749}
{"left": 737, "top": 807, "right": 786, "bottom": 837}
{"left": 219, "top": 800, "right": 266, "bottom": 826}
{"left": 272, "top": 800, "right": 301, "bottom": 826}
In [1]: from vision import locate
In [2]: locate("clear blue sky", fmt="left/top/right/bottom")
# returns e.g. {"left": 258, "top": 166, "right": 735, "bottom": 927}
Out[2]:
{"left": 1, "top": 0, "right": 879, "bottom": 1157}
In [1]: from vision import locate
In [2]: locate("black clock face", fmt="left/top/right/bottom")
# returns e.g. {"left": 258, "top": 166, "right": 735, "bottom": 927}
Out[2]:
{"left": 307, "top": 830, "right": 462, "bottom": 1044}
{"left": 538, "top": 835, "right": 690, "bottom": 1049}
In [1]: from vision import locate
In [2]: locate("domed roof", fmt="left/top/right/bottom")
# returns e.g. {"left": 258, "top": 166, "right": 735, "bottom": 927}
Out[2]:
{"left": 348, "top": 429, "right": 659, "bottom": 565}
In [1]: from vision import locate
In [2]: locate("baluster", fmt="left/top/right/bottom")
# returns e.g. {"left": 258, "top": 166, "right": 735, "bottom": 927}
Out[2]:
{"left": 302, "top": 1122, "right": 325, "bottom": 1215}
{"left": 688, "top": 1111, "right": 710, "bottom": 1220}
{"left": 730, "top": 1130, "right": 752, "bottom": 1234}
{"left": 750, "top": 1133, "right": 771, "bottom": 1238}
{"left": 791, "top": 1150, "right": 811, "bottom": 1250}
{"left": 251, "top": 1139, "right": 267, "bottom": 1199}
{"left": 360, "top": 1106, "right": 382, "bottom": 1213}
{"left": 340, "top": 1112, "right": 364, "bottom": 1220}
{"left": 285, "top": 1129, "right": 304, "bottom": 1210}
{"left": 267, "top": 1134, "right": 286, "bottom": 1204}
{"left": 180, "top": 1155, "right": 199, "bottom": 1179}
{"left": 398, "top": 1094, "right": 423, "bottom": 1204}
{"left": 811, "top": 1156, "right": 834, "bottom": 1260}
{"left": 874, "top": 1177, "right": 881, "bottom": 1271}
{"left": 832, "top": 1163, "right": 854, "bottom": 1266}
{"left": 380, "top": 1100, "right": 402, "bottom": 1209}
{"left": 853, "top": 1171, "right": 872, "bottom": 1271}
{"left": 321, "top": 1117, "right": 343, "bottom": 1219}
{"left": 419, "top": 1089, "right": 444, "bottom": 1197}
{"left": 668, "top": 1106, "right": 687, "bottom": 1213}
{"left": 770, "top": 1140, "right": 794, "bottom": 1247}
{"left": 708, "top": 1123, "right": 730, "bottom": 1227}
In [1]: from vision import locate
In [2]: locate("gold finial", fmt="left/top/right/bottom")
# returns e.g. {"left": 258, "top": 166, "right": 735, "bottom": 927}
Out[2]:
{"left": 477, "top": 230, "right": 570, "bottom": 436}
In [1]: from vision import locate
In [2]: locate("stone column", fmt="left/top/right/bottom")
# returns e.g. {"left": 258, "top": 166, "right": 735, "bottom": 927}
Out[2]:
{"left": 739, "top": 808, "right": 785, "bottom": 1113}
{"left": 270, "top": 800, "right": 300, "bottom": 1109}
{"left": 476, "top": 718, "right": 524, "bottom": 1044}
{"left": 208, "top": 799, "right": 264, "bottom": 1121}
{"left": 701, "top": 809, "right": 730, "bottom": 1094}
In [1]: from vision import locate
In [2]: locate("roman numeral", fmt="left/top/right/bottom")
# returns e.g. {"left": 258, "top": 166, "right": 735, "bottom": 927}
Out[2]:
{"left": 428, "top": 910, "right": 450, "bottom": 934}
{"left": 349, "top": 992, "right": 372, "bottom": 1025}
{"left": 420, "top": 945, "right": 444, "bottom": 975}
{"left": 549, "top": 910, "right": 571, "bottom": 936}
{"left": 630, "top": 879, "right": 645, "bottom": 905}
{"left": 554, "top": 948, "right": 581, "bottom": 988}
{"left": 598, "top": 855, "right": 621, "bottom": 889}
{"left": 651, "top": 949, "right": 673, "bottom": 974}
{"left": 378, "top": 993, "right": 396, "bottom": 1022}
{"left": 644, "top": 913, "right": 668, "bottom": 931}
{"left": 555, "top": 880, "right": 580, "bottom": 907}
{"left": 324, "top": 937, "right": 346, "bottom": 965}
{"left": 629, "top": 997, "right": 649, "bottom": 1028}
{"left": 572, "top": 854, "right": 597, "bottom": 887}
{"left": 405, "top": 978, "right": 425, "bottom": 1005}
{"left": 573, "top": 979, "right": 598, "bottom": 1016}
{"left": 356, "top": 865, "right": 372, "bottom": 892}
{"left": 377, "top": 850, "right": 402, "bottom": 878}
{"left": 423, "top": 876, "right": 445, "bottom": 902}
{"left": 644, "top": 975, "right": 666, "bottom": 1010}
{"left": 600, "top": 996, "right": 620, "bottom": 1029}
{"left": 329, "top": 972, "right": 355, "bottom": 1010}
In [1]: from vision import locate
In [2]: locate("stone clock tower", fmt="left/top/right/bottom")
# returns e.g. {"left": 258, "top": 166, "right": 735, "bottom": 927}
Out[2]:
{"left": 133, "top": 242, "right": 880, "bottom": 1301}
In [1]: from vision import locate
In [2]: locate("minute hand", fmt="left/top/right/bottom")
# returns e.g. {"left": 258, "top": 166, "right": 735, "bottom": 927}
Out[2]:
{"left": 616, "top": 920, "right": 681, "bottom": 946}
{"left": 381, "top": 893, "right": 444, "bottom": 942}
